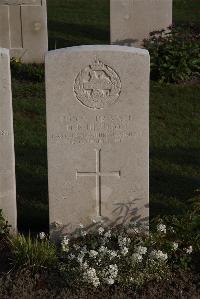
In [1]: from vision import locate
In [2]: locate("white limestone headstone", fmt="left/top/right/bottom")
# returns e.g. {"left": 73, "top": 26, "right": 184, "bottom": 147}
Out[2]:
{"left": 46, "top": 45, "right": 149, "bottom": 235}
{"left": 110, "top": 0, "right": 172, "bottom": 47}
{"left": 0, "top": 48, "right": 17, "bottom": 230}
{"left": 0, "top": 0, "right": 48, "bottom": 63}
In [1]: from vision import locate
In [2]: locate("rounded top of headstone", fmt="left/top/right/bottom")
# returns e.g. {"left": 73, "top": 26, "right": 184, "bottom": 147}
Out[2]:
{"left": 0, "top": 48, "right": 9, "bottom": 55}
{"left": 46, "top": 45, "right": 149, "bottom": 59}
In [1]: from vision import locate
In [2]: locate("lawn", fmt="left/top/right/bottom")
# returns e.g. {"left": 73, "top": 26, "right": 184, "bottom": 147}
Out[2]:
{"left": 12, "top": 0, "right": 200, "bottom": 232}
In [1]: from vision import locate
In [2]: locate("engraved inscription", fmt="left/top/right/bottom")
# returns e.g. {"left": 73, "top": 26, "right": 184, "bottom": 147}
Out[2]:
{"left": 0, "top": 129, "right": 9, "bottom": 136}
{"left": 76, "top": 149, "right": 120, "bottom": 216}
{"left": 50, "top": 113, "right": 135, "bottom": 145}
{"left": 74, "top": 58, "right": 121, "bottom": 110}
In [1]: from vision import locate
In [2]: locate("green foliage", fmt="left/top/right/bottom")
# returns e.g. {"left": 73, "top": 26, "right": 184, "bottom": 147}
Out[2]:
{"left": 58, "top": 223, "right": 171, "bottom": 288}
{"left": 0, "top": 210, "right": 11, "bottom": 270}
{"left": 11, "top": 59, "right": 45, "bottom": 82}
{"left": 9, "top": 234, "right": 57, "bottom": 272}
{"left": 0, "top": 209, "right": 10, "bottom": 238}
{"left": 144, "top": 25, "right": 200, "bottom": 83}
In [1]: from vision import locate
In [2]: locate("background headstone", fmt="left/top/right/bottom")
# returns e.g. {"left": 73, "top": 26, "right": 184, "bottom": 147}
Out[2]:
{"left": 110, "top": 0, "right": 172, "bottom": 47}
{"left": 46, "top": 45, "right": 149, "bottom": 235}
{"left": 0, "top": 0, "right": 48, "bottom": 63}
{"left": 0, "top": 48, "right": 17, "bottom": 230}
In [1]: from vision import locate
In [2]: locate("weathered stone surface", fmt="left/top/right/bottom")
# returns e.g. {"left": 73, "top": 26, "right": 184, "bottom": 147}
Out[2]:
{"left": 110, "top": 0, "right": 172, "bottom": 47}
{"left": 0, "top": 48, "right": 17, "bottom": 230}
{"left": 46, "top": 45, "right": 149, "bottom": 235}
{"left": 0, "top": 0, "right": 48, "bottom": 63}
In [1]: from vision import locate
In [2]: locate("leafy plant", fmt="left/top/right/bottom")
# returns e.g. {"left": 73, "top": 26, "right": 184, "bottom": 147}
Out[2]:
{"left": 0, "top": 209, "right": 10, "bottom": 239}
{"left": 11, "top": 58, "right": 45, "bottom": 82}
{"left": 144, "top": 25, "right": 200, "bottom": 83}
{"left": 9, "top": 233, "right": 57, "bottom": 272}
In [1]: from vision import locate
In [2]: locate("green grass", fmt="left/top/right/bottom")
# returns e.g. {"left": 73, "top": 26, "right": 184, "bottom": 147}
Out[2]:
{"left": 12, "top": 0, "right": 200, "bottom": 231}
{"left": 173, "top": 0, "right": 200, "bottom": 26}
{"left": 47, "top": 0, "right": 110, "bottom": 49}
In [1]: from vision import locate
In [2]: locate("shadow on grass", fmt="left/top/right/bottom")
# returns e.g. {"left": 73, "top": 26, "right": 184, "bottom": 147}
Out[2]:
{"left": 48, "top": 20, "right": 109, "bottom": 49}
{"left": 15, "top": 145, "right": 48, "bottom": 232}
{"left": 150, "top": 147, "right": 200, "bottom": 217}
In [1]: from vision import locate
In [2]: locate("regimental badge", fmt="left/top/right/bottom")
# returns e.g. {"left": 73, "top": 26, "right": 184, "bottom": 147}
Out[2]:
{"left": 74, "top": 58, "right": 122, "bottom": 109}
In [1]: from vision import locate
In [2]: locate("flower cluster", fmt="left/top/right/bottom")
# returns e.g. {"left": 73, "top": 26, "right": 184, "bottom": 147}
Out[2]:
{"left": 59, "top": 220, "right": 196, "bottom": 288}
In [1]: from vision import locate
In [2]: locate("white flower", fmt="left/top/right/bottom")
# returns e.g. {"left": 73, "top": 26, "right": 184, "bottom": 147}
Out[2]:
{"left": 132, "top": 253, "right": 143, "bottom": 263}
{"left": 106, "top": 278, "right": 115, "bottom": 285}
{"left": 89, "top": 250, "right": 98, "bottom": 258}
{"left": 103, "top": 264, "right": 118, "bottom": 283}
{"left": 104, "top": 230, "right": 111, "bottom": 238}
{"left": 84, "top": 268, "right": 100, "bottom": 287}
{"left": 151, "top": 250, "right": 168, "bottom": 262}
{"left": 39, "top": 232, "right": 46, "bottom": 240}
{"left": 108, "top": 250, "right": 118, "bottom": 259}
{"left": 81, "top": 245, "right": 87, "bottom": 254}
{"left": 118, "top": 236, "right": 131, "bottom": 248}
{"left": 79, "top": 223, "right": 84, "bottom": 228}
{"left": 121, "top": 247, "right": 129, "bottom": 256}
{"left": 136, "top": 246, "right": 147, "bottom": 255}
{"left": 62, "top": 236, "right": 69, "bottom": 245}
{"left": 82, "top": 261, "right": 88, "bottom": 270}
{"left": 80, "top": 230, "right": 87, "bottom": 237}
{"left": 77, "top": 254, "right": 84, "bottom": 264}
{"left": 172, "top": 242, "right": 178, "bottom": 251}
{"left": 61, "top": 236, "right": 70, "bottom": 252}
{"left": 157, "top": 223, "right": 166, "bottom": 234}
{"left": 186, "top": 245, "right": 193, "bottom": 254}
{"left": 73, "top": 244, "right": 80, "bottom": 250}
{"left": 98, "top": 227, "right": 104, "bottom": 235}
{"left": 99, "top": 246, "right": 107, "bottom": 254}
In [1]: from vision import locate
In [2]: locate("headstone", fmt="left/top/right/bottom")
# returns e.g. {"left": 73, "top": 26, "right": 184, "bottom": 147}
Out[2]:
{"left": 0, "top": 0, "right": 48, "bottom": 63}
{"left": 46, "top": 45, "right": 149, "bottom": 235}
{"left": 110, "top": 0, "right": 172, "bottom": 47}
{"left": 0, "top": 48, "right": 17, "bottom": 230}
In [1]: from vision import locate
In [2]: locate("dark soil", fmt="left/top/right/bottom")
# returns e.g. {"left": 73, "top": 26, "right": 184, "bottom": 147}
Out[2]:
{"left": 0, "top": 268, "right": 199, "bottom": 299}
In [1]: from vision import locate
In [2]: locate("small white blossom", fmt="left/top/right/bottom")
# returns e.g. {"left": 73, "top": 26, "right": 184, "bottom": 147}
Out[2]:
{"left": 82, "top": 261, "right": 88, "bottom": 270}
{"left": 151, "top": 250, "right": 168, "bottom": 261}
{"left": 77, "top": 254, "right": 84, "bottom": 264}
{"left": 108, "top": 250, "right": 118, "bottom": 259}
{"left": 186, "top": 245, "right": 193, "bottom": 254}
{"left": 104, "top": 230, "right": 111, "bottom": 238}
{"left": 99, "top": 246, "right": 107, "bottom": 254}
{"left": 89, "top": 250, "right": 98, "bottom": 258}
{"left": 98, "top": 227, "right": 104, "bottom": 235}
{"left": 73, "top": 244, "right": 80, "bottom": 250}
{"left": 132, "top": 253, "right": 143, "bottom": 263}
{"left": 106, "top": 278, "right": 115, "bottom": 285}
{"left": 118, "top": 236, "right": 131, "bottom": 248}
{"left": 79, "top": 223, "right": 84, "bottom": 228}
{"left": 157, "top": 223, "right": 166, "bottom": 234}
{"left": 81, "top": 245, "right": 87, "bottom": 254}
{"left": 83, "top": 268, "right": 100, "bottom": 287}
{"left": 80, "top": 230, "right": 87, "bottom": 237}
{"left": 136, "top": 246, "right": 147, "bottom": 255}
{"left": 39, "top": 232, "right": 46, "bottom": 240}
{"left": 121, "top": 247, "right": 129, "bottom": 256}
{"left": 172, "top": 242, "right": 178, "bottom": 251}
{"left": 61, "top": 236, "right": 70, "bottom": 252}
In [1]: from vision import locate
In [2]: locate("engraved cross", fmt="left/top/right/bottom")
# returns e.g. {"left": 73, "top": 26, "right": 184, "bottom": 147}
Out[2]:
{"left": 76, "top": 149, "right": 120, "bottom": 217}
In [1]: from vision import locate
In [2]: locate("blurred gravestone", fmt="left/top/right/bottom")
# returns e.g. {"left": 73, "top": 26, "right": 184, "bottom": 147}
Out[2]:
{"left": 0, "top": 48, "right": 17, "bottom": 231}
{"left": 0, "top": 0, "right": 48, "bottom": 63}
{"left": 46, "top": 45, "right": 149, "bottom": 235}
{"left": 110, "top": 0, "right": 172, "bottom": 47}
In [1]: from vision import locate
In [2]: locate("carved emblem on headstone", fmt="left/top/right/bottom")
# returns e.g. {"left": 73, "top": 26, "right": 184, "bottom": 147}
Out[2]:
{"left": 74, "top": 58, "right": 121, "bottom": 109}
